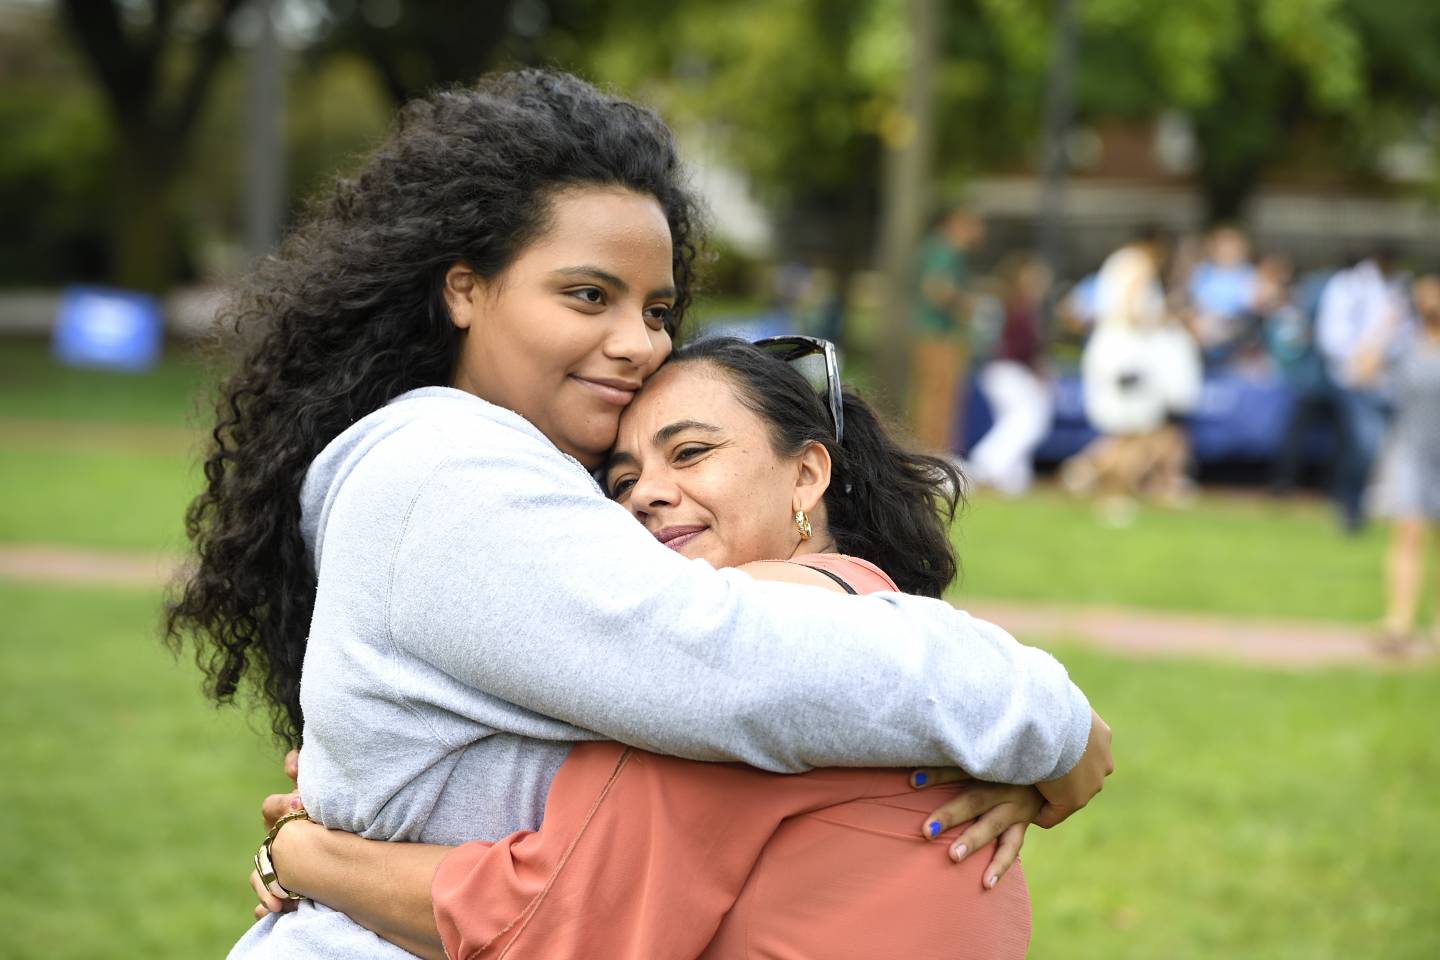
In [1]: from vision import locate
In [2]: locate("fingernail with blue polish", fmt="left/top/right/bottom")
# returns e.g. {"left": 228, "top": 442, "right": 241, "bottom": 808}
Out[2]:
{"left": 927, "top": 821, "right": 941, "bottom": 838}
{"left": 912, "top": 772, "right": 928, "bottom": 787}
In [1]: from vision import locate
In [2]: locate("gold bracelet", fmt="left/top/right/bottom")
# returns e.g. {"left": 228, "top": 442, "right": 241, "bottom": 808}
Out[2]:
{"left": 254, "top": 809, "right": 311, "bottom": 901}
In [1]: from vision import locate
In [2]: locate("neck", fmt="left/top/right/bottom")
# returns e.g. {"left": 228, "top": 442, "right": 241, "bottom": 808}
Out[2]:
{"left": 789, "top": 531, "right": 839, "bottom": 559}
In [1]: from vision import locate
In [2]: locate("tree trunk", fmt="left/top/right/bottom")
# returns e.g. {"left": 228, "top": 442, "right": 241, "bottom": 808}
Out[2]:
{"left": 111, "top": 138, "right": 180, "bottom": 293}
{"left": 1198, "top": 156, "right": 1265, "bottom": 224}
{"left": 874, "top": 0, "right": 939, "bottom": 418}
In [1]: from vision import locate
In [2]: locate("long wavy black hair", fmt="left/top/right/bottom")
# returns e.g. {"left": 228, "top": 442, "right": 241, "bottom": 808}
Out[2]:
{"left": 165, "top": 71, "right": 703, "bottom": 747}
{"left": 665, "top": 338, "right": 964, "bottom": 596}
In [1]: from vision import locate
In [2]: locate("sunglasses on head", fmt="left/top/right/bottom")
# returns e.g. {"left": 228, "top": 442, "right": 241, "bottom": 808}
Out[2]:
{"left": 752, "top": 335, "right": 844, "bottom": 445}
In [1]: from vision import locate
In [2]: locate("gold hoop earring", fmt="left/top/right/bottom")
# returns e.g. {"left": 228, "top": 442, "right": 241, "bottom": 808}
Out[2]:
{"left": 794, "top": 509, "right": 812, "bottom": 542}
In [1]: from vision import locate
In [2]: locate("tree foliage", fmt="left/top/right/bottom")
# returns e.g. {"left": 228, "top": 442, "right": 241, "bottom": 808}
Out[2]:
{"left": 600, "top": 0, "right": 1439, "bottom": 251}
{"left": 8, "top": 0, "right": 1437, "bottom": 292}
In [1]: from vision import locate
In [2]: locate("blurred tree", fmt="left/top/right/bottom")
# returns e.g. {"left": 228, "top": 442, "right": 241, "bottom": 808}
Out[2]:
{"left": 58, "top": 0, "right": 246, "bottom": 292}
{"left": 175, "top": 51, "right": 394, "bottom": 279}
{"left": 0, "top": 12, "right": 112, "bottom": 286}
{"left": 597, "top": 0, "right": 1439, "bottom": 251}
{"left": 589, "top": 0, "right": 1039, "bottom": 344}
{"left": 314, "top": 0, "right": 682, "bottom": 103}
{"left": 20, "top": 0, "right": 1434, "bottom": 296}
{"left": 314, "top": 0, "right": 517, "bottom": 103}
{"left": 1074, "top": 0, "right": 1440, "bottom": 220}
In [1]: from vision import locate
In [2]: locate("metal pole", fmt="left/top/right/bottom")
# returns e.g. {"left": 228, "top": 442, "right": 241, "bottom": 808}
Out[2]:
{"left": 1037, "top": 0, "right": 1079, "bottom": 336}
{"left": 245, "top": 0, "right": 285, "bottom": 260}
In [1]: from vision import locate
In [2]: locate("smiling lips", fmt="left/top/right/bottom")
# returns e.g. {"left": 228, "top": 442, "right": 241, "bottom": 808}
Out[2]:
{"left": 652, "top": 525, "right": 706, "bottom": 552}
{"left": 572, "top": 374, "right": 641, "bottom": 406}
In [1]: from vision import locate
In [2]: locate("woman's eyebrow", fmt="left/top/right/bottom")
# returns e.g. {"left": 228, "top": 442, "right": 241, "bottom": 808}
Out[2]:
{"left": 551, "top": 265, "right": 627, "bottom": 290}
{"left": 605, "top": 420, "right": 719, "bottom": 477}
{"left": 654, "top": 420, "right": 721, "bottom": 445}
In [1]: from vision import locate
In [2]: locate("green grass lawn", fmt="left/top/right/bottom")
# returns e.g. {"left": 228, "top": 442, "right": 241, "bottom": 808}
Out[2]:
{"left": 0, "top": 584, "right": 277, "bottom": 959}
{"left": 0, "top": 340, "right": 206, "bottom": 550}
{"left": 4, "top": 583, "right": 1436, "bottom": 959}
{"left": 0, "top": 443, "right": 198, "bottom": 550}
{"left": 0, "top": 339, "right": 215, "bottom": 426}
{"left": 1020, "top": 644, "right": 1440, "bottom": 959}
{"left": 0, "top": 420, "right": 1400, "bottom": 623}
{"left": 954, "top": 490, "right": 1399, "bottom": 625}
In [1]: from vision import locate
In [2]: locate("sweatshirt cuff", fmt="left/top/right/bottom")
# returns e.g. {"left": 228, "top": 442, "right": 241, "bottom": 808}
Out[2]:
{"left": 1043, "top": 682, "right": 1094, "bottom": 781}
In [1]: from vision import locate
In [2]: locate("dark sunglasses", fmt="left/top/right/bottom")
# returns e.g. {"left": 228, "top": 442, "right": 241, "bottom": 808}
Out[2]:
{"left": 752, "top": 335, "right": 844, "bottom": 444}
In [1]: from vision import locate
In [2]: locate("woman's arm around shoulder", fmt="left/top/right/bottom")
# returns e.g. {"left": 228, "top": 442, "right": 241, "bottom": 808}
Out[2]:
{"left": 383, "top": 428, "right": 1093, "bottom": 783}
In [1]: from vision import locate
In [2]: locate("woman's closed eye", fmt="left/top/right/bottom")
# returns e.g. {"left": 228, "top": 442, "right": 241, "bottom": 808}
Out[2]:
{"left": 607, "top": 446, "right": 709, "bottom": 498}
{"left": 608, "top": 474, "right": 637, "bottom": 499}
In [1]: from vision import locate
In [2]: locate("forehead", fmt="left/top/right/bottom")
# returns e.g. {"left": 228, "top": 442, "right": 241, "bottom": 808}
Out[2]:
{"left": 519, "top": 187, "right": 674, "bottom": 272}
{"left": 618, "top": 362, "right": 753, "bottom": 439}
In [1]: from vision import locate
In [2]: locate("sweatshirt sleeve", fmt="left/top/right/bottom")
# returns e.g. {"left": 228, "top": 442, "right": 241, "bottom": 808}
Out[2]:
{"left": 384, "top": 422, "right": 1091, "bottom": 785}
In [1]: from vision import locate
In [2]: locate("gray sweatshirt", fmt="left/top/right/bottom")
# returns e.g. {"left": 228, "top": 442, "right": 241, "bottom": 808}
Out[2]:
{"left": 229, "top": 386, "right": 1092, "bottom": 958}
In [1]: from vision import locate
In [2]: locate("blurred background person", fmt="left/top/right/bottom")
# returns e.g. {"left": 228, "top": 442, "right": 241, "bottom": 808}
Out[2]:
{"left": 1374, "top": 271, "right": 1440, "bottom": 651}
{"left": 1316, "top": 247, "right": 1410, "bottom": 532}
{"left": 1188, "top": 224, "right": 1258, "bottom": 368}
{"left": 909, "top": 206, "right": 985, "bottom": 456}
{"left": 1263, "top": 256, "right": 1340, "bottom": 497}
{"left": 1062, "top": 226, "right": 1200, "bottom": 520}
{"left": 1054, "top": 271, "right": 1100, "bottom": 343}
{"left": 967, "top": 253, "right": 1054, "bottom": 496}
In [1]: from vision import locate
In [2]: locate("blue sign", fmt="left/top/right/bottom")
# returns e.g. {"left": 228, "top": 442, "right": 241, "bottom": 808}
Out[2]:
{"left": 52, "top": 286, "right": 163, "bottom": 372}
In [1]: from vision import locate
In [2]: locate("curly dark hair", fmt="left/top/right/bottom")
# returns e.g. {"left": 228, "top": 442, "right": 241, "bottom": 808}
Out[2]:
{"left": 664, "top": 338, "right": 965, "bottom": 597}
{"left": 165, "top": 70, "right": 704, "bottom": 747}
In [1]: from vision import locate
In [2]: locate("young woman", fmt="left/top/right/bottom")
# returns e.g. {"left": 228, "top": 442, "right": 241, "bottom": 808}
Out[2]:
{"left": 165, "top": 71, "right": 1107, "bottom": 959}
{"left": 255, "top": 337, "right": 1053, "bottom": 958}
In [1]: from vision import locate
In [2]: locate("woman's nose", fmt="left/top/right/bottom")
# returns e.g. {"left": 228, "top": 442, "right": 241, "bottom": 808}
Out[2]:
{"left": 630, "top": 472, "right": 679, "bottom": 513}
{"left": 604, "top": 311, "right": 662, "bottom": 366}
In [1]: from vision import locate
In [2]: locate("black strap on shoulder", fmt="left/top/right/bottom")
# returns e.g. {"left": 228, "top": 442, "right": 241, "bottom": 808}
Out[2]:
{"left": 804, "top": 564, "right": 858, "bottom": 594}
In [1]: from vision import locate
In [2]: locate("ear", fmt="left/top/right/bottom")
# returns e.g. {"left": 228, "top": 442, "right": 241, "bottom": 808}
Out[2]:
{"left": 443, "top": 262, "right": 481, "bottom": 331}
{"left": 791, "top": 440, "right": 833, "bottom": 515}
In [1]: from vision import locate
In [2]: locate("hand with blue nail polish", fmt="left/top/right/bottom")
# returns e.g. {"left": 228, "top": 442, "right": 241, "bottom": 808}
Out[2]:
{"left": 918, "top": 781, "right": 1043, "bottom": 890}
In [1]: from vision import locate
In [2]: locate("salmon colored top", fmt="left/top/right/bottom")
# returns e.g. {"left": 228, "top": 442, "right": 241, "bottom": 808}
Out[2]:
{"left": 432, "top": 555, "right": 1031, "bottom": 959}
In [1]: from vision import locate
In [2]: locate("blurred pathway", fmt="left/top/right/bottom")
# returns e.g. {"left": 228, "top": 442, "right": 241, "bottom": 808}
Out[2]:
{"left": 0, "top": 544, "right": 183, "bottom": 589}
{"left": 0, "top": 417, "right": 200, "bottom": 454}
{"left": 1, "top": 543, "right": 1431, "bottom": 668}
{"left": 963, "top": 599, "right": 1433, "bottom": 669}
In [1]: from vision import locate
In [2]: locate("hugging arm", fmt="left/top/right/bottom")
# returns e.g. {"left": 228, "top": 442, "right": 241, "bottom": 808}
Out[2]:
{"left": 253, "top": 551, "right": 1105, "bottom": 953}
{"left": 246, "top": 564, "right": 859, "bottom": 954}
{"left": 260, "top": 817, "right": 450, "bottom": 960}
{"left": 390, "top": 428, "right": 1095, "bottom": 783}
